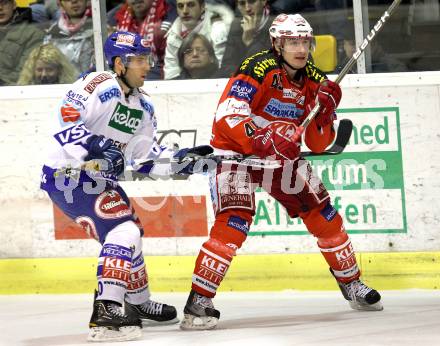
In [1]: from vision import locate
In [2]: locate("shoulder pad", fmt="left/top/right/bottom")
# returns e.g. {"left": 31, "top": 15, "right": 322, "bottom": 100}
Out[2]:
{"left": 139, "top": 95, "right": 154, "bottom": 115}
{"left": 305, "top": 61, "right": 327, "bottom": 83}
{"left": 236, "top": 50, "right": 278, "bottom": 83}
{"left": 82, "top": 72, "right": 115, "bottom": 94}
{"left": 80, "top": 72, "right": 90, "bottom": 81}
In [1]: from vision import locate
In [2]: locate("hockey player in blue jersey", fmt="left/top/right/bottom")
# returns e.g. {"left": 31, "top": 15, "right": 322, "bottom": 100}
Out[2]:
{"left": 40, "top": 31, "right": 201, "bottom": 342}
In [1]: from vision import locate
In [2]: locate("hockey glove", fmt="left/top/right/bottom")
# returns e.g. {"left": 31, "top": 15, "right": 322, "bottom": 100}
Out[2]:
{"left": 313, "top": 80, "right": 342, "bottom": 128}
{"left": 252, "top": 121, "right": 300, "bottom": 161}
{"left": 138, "top": 145, "right": 214, "bottom": 176}
{"left": 172, "top": 145, "right": 214, "bottom": 175}
{"left": 172, "top": 145, "right": 214, "bottom": 162}
{"left": 84, "top": 134, "right": 125, "bottom": 176}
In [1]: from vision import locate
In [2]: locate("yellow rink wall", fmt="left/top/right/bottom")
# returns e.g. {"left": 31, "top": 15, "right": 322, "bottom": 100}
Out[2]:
{"left": 16, "top": 0, "right": 33, "bottom": 6}
{"left": 1, "top": 252, "right": 439, "bottom": 294}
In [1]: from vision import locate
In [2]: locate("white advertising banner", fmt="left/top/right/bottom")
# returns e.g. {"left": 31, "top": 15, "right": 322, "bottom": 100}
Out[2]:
{"left": 0, "top": 73, "right": 439, "bottom": 258}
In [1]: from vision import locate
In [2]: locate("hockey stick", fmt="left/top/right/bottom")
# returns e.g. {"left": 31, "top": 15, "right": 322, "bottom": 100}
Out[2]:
{"left": 291, "top": 0, "right": 403, "bottom": 142}
{"left": 58, "top": 119, "right": 352, "bottom": 179}
{"left": 60, "top": 1, "right": 399, "bottom": 177}
{"left": 130, "top": 119, "right": 353, "bottom": 173}
{"left": 63, "top": 116, "right": 353, "bottom": 177}
{"left": 210, "top": 119, "right": 352, "bottom": 162}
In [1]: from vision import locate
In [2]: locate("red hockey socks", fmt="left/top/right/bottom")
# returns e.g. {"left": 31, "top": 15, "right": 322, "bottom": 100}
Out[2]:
{"left": 191, "top": 238, "right": 235, "bottom": 297}
{"left": 301, "top": 202, "right": 360, "bottom": 283}
{"left": 191, "top": 211, "right": 250, "bottom": 297}
{"left": 318, "top": 231, "right": 360, "bottom": 283}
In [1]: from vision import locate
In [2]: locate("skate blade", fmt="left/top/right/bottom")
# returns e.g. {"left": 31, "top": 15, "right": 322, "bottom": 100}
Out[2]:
{"left": 349, "top": 300, "right": 384, "bottom": 311}
{"left": 180, "top": 314, "right": 218, "bottom": 330}
{"left": 141, "top": 317, "right": 180, "bottom": 326}
{"left": 87, "top": 326, "right": 142, "bottom": 342}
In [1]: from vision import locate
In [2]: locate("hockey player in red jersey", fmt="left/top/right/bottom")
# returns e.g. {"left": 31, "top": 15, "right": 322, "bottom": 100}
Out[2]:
{"left": 180, "top": 13, "right": 383, "bottom": 330}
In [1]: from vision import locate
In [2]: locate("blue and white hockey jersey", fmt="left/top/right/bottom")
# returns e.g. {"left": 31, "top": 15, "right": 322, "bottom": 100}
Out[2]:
{"left": 41, "top": 71, "right": 166, "bottom": 191}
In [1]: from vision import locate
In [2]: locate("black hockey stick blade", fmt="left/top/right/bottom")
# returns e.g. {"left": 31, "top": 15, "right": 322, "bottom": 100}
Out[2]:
{"left": 302, "top": 119, "right": 353, "bottom": 157}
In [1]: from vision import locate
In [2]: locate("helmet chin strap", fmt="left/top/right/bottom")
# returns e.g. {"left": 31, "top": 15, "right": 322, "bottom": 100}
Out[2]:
{"left": 116, "top": 66, "right": 134, "bottom": 95}
{"left": 279, "top": 48, "right": 300, "bottom": 71}
{"left": 280, "top": 56, "right": 299, "bottom": 71}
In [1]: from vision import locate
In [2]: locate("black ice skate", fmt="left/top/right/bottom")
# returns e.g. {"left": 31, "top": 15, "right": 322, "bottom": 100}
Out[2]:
{"left": 125, "top": 299, "right": 179, "bottom": 326}
{"left": 331, "top": 269, "right": 383, "bottom": 311}
{"left": 88, "top": 292, "right": 142, "bottom": 342}
{"left": 180, "top": 289, "right": 220, "bottom": 330}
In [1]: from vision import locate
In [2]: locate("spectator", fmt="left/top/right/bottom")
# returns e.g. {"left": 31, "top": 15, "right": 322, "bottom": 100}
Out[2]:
{"left": 109, "top": 0, "right": 177, "bottom": 79}
{"left": 164, "top": 0, "right": 234, "bottom": 79}
{"left": 17, "top": 43, "right": 78, "bottom": 85}
{"left": 338, "top": 39, "right": 408, "bottom": 73}
{"left": 30, "top": 0, "right": 50, "bottom": 23}
{"left": 168, "top": 0, "right": 236, "bottom": 10}
{"left": 174, "top": 32, "right": 219, "bottom": 79}
{"left": 106, "top": 0, "right": 121, "bottom": 11}
{"left": 220, "top": 0, "right": 274, "bottom": 77}
{"left": 0, "top": 0, "right": 45, "bottom": 86}
{"left": 269, "top": 0, "right": 315, "bottom": 14}
{"left": 44, "top": 0, "right": 60, "bottom": 19}
{"left": 336, "top": 21, "right": 408, "bottom": 73}
{"left": 44, "top": 0, "right": 94, "bottom": 74}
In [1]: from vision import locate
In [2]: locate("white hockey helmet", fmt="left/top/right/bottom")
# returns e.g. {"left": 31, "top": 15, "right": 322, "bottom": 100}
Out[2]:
{"left": 269, "top": 14, "right": 315, "bottom": 50}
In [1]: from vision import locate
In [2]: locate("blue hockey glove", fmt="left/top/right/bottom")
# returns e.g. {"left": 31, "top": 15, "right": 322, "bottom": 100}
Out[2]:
{"left": 84, "top": 135, "right": 125, "bottom": 176}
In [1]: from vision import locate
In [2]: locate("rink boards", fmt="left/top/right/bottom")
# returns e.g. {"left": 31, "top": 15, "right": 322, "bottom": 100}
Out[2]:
{"left": 1, "top": 252, "right": 439, "bottom": 294}
{"left": 0, "top": 72, "right": 439, "bottom": 293}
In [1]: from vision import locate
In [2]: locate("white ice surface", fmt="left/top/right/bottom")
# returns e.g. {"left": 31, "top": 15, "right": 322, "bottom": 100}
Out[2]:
{"left": 0, "top": 291, "right": 439, "bottom": 346}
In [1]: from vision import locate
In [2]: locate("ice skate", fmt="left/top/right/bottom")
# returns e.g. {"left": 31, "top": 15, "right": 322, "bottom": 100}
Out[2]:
{"left": 332, "top": 270, "right": 383, "bottom": 311}
{"left": 125, "top": 299, "right": 179, "bottom": 326}
{"left": 180, "top": 289, "right": 220, "bottom": 330}
{"left": 88, "top": 293, "right": 142, "bottom": 342}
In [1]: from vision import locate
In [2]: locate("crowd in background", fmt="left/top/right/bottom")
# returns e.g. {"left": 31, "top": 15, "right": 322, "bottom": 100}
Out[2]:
{"left": 0, "top": 0, "right": 439, "bottom": 86}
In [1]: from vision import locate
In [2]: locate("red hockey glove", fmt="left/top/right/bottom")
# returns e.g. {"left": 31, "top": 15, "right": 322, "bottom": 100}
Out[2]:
{"left": 252, "top": 121, "right": 300, "bottom": 161}
{"left": 313, "top": 80, "right": 342, "bottom": 128}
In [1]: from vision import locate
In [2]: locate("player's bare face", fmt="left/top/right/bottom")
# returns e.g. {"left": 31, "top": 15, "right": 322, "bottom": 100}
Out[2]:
{"left": 281, "top": 37, "right": 311, "bottom": 69}
{"left": 125, "top": 55, "right": 152, "bottom": 88}
{"left": 177, "top": 0, "right": 204, "bottom": 30}
{"left": 0, "top": 0, "right": 16, "bottom": 25}
{"left": 61, "top": 0, "right": 88, "bottom": 19}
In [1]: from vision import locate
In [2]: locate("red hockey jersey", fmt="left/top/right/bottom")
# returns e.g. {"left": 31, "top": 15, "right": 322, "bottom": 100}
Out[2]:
{"left": 211, "top": 49, "right": 336, "bottom": 155}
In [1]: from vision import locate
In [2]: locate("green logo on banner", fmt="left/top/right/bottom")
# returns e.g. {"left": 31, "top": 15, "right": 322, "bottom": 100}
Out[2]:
{"left": 251, "top": 107, "right": 407, "bottom": 236}
{"left": 109, "top": 102, "right": 143, "bottom": 134}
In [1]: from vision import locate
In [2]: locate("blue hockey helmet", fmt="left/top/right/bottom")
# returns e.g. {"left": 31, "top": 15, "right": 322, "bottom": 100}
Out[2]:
{"left": 104, "top": 31, "right": 152, "bottom": 68}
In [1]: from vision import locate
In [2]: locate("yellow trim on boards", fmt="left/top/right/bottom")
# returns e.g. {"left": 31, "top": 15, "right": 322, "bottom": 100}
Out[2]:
{"left": 16, "top": 0, "right": 33, "bottom": 7}
{"left": 0, "top": 253, "right": 439, "bottom": 294}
